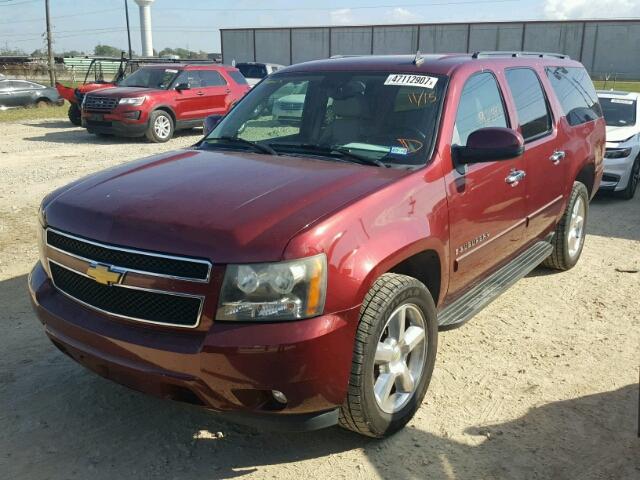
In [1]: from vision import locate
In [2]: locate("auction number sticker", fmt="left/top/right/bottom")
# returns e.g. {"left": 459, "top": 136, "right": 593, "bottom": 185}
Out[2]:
{"left": 384, "top": 74, "right": 438, "bottom": 89}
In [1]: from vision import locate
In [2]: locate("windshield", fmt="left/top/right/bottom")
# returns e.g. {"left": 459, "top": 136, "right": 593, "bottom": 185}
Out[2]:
{"left": 204, "top": 71, "right": 447, "bottom": 167}
{"left": 118, "top": 67, "right": 180, "bottom": 89}
{"left": 599, "top": 97, "right": 637, "bottom": 127}
{"left": 237, "top": 64, "right": 267, "bottom": 79}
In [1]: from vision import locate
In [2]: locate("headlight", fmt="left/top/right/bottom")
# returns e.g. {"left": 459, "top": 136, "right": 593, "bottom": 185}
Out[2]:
{"left": 605, "top": 147, "right": 632, "bottom": 159}
{"left": 216, "top": 254, "right": 327, "bottom": 321}
{"left": 118, "top": 97, "right": 145, "bottom": 106}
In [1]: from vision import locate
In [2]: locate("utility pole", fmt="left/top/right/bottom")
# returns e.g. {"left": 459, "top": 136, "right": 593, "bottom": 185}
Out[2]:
{"left": 45, "top": 0, "right": 55, "bottom": 85}
{"left": 124, "top": 0, "right": 133, "bottom": 59}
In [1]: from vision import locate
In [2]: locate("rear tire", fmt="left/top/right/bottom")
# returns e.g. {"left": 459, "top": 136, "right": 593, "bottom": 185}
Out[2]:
{"left": 68, "top": 103, "right": 81, "bottom": 126}
{"left": 145, "top": 110, "right": 174, "bottom": 143}
{"left": 617, "top": 157, "right": 639, "bottom": 200}
{"left": 36, "top": 99, "right": 50, "bottom": 108}
{"left": 339, "top": 273, "right": 438, "bottom": 438}
{"left": 542, "top": 182, "right": 589, "bottom": 271}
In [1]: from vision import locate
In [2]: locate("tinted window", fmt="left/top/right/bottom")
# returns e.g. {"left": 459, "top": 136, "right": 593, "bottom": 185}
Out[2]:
{"left": 198, "top": 70, "right": 226, "bottom": 87}
{"left": 174, "top": 70, "right": 202, "bottom": 88}
{"left": 228, "top": 71, "right": 248, "bottom": 85}
{"left": 506, "top": 68, "right": 552, "bottom": 141}
{"left": 598, "top": 97, "right": 637, "bottom": 127}
{"left": 545, "top": 67, "right": 602, "bottom": 126}
{"left": 453, "top": 72, "right": 508, "bottom": 146}
{"left": 237, "top": 64, "right": 267, "bottom": 79}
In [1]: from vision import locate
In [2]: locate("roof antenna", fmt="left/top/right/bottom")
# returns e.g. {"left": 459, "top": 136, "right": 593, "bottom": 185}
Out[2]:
{"left": 413, "top": 50, "right": 424, "bottom": 66}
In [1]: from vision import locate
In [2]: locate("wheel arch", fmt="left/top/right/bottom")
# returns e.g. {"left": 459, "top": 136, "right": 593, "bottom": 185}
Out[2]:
{"left": 151, "top": 105, "right": 177, "bottom": 125}
{"left": 574, "top": 162, "right": 595, "bottom": 197}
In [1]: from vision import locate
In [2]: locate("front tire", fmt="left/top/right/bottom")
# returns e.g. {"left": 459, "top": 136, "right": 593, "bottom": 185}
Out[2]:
{"left": 339, "top": 273, "right": 438, "bottom": 438}
{"left": 542, "top": 182, "right": 589, "bottom": 271}
{"left": 68, "top": 103, "right": 81, "bottom": 126}
{"left": 145, "top": 110, "right": 174, "bottom": 143}
{"left": 617, "top": 157, "right": 639, "bottom": 200}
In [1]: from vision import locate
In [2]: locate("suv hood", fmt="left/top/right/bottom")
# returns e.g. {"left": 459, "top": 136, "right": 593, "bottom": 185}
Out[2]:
{"left": 44, "top": 149, "right": 407, "bottom": 263}
{"left": 605, "top": 124, "right": 639, "bottom": 143}
{"left": 86, "top": 86, "right": 159, "bottom": 98}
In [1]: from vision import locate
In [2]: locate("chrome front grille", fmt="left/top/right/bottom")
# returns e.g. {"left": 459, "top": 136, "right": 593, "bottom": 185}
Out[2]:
{"left": 84, "top": 95, "right": 118, "bottom": 111}
{"left": 45, "top": 228, "right": 212, "bottom": 328}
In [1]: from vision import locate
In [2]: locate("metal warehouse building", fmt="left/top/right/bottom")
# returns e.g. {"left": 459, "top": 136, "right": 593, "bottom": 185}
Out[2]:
{"left": 221, "top": 19, "right": 640, "bottom": 79}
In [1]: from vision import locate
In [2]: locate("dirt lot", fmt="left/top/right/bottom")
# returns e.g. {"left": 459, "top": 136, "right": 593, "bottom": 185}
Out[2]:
{"left": 0, "top": 120, "right": 638, "bottom": 480}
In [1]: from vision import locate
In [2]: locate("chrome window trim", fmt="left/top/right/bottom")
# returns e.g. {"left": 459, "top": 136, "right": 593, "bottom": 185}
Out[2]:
{"left": 48, "top": 259, "right": 204, "bottom": 329}
{"left": 46, "top": 227, "right": 212, "bottom": 283}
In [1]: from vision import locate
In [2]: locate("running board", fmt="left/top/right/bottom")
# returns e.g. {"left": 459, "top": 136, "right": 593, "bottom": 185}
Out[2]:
{"left": 438, "top": 241, "right": 553, "bottom": 328}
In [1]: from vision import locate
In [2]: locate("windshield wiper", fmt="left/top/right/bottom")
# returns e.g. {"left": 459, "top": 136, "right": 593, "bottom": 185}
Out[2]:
{"left": 269, "top": 143, "right": 386, "bottom": 167}
{"left": 205, "top": 136, "right": 278, "bottom": 155}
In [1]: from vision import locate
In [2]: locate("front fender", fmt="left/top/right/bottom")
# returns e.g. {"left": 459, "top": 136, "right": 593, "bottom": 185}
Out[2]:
{"left": 284, "top": 169, "right": 450, "bottom": 313}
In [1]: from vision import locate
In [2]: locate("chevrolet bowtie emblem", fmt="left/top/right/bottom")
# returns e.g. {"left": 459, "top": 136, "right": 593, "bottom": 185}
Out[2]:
{"left": 86, "top": 263, "right": 124, "bottom": 286}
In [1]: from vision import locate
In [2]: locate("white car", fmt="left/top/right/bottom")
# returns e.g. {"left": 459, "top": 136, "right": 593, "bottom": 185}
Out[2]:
{"left": 235, "top": 62, "right": 284, "bottom": 87}
{"left": 597, "top": 90, "right": 640, "bottom": 199}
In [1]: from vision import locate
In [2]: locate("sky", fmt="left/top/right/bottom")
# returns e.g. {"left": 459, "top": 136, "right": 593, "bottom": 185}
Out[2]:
{"left": 0, "top": 0, "right": 639, "bottom": 54}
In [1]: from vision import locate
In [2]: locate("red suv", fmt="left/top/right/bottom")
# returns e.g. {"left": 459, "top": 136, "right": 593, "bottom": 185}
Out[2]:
{"left": 81, "top": 64, "right": 250, "bottom": 142}
{"left": 31, "top": 52, "right": 604, "bottom": 437}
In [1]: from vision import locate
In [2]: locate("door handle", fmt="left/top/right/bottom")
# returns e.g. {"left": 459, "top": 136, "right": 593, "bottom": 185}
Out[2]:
{"left": 549, "top": 150, "right": 565, "bottom": 165}
{"left": 505, "top": 169, "right": 526, "bottom": 186}
{"left": 196, "top": 91, "right": 205, "bottom": 96}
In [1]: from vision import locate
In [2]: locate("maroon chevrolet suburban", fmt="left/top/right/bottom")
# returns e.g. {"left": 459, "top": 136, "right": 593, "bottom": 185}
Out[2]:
{"left": 30, "top": 52, "right": 604, "bottom": 437}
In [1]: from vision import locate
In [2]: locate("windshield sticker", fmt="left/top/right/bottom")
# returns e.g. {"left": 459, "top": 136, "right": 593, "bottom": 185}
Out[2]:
{"left": 390, "top": 146, "right": 408, "bottom": 155}
{"left": 397, "top": 138, "right": 424, "bottom": 154}
{"left": 610, "top": 99, "right": 633, "bottom": 105}
{"left": 385, "top": 74, "right": 438, "bottom": 89}
{"left": 165, "top": 69, "right": 178, "bottom": 73}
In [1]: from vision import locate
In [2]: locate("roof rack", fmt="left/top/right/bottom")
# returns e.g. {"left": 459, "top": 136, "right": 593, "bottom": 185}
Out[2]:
{"left": 471, "top": 51, "right": 570, "bottom": 60}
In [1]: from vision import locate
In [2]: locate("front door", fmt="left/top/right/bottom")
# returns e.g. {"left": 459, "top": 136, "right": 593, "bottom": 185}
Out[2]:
{"left": 445, "top": 71, "right": 527, "bottom": 297}
{"left": 173, "top": 71, "right": 206, "bottom": 121}
{"left": 504, "top": 67, "right": 565, "bottom": 240}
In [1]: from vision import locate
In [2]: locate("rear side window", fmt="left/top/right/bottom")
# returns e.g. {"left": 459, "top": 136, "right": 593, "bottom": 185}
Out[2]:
{"left": 228, "top": 70, "right": 248, "bottom": 85}
{"left": 505, "top": 68, "right": 552, "bottom": 142}
{"left": 453, "top": 72, "right": 508, "bottom": 146}
{"left": 199, "top": 70, "right": 227, "bottom": 87}
{"left": 545, "top": 67, "right": 602, "bottom": 126}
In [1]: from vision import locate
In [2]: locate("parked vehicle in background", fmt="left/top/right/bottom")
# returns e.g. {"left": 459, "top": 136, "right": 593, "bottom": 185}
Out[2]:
{"left": 31, "top": 52, "right": 604, "bottom": 438}
{"left": 596, "top": 90, "right": 640, "bottom": 199}
{"left": 81, "top": 63, "right": 250, "bottom": 142}
{"left": 56, "top": 56, "right": 217, "bottom": 126}
{"left": 235, "top": 62, "right": 284, "bottom": 86}
{"left": 0, "top": 79, "right": 63, "bottom": 108}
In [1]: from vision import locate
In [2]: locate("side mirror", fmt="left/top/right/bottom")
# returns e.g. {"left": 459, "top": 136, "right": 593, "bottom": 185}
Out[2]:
{"left": 452, "top": 127, "right": 524, "bottom": 173}
{"left": 203, "top": 114, "right": 223, "bottom": 137}
{"left": 175, "top": 82, "right": 191, "bottom": 91}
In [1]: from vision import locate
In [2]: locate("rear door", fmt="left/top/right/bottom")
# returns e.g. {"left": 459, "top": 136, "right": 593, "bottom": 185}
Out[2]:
{"left": 197, "top": 70, "right": 230, "bottom": 116}
{"left": 445, "top": 71, "right": 527, "bottom": 297}
{"left": 504, "top": 68, "right": 564, "bottom": 240}
{"left": 7, "top": 81, "right": 34, "bottom": 107}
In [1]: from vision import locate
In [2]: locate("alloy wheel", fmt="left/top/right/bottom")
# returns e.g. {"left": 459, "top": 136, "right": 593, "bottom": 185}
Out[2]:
{"left": 154, "top": 115, "right": 171, "bottom": 139}
{"left": 567, "top": 195, "right": 586, "bottom": 258}
{"left": 373, "top": 303, "right": 427, "bottom": 414}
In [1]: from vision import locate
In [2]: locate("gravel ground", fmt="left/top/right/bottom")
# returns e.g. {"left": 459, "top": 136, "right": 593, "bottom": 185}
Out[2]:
{"left": 0, "top": 120, "right": 638, "bottom": 480}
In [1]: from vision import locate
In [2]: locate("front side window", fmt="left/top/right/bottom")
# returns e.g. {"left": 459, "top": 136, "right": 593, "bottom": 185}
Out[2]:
{"left": 598, "top": 97, "right": 637, "bottom": 127}
{"left": 453, "top": 72, "right": 508, "bottom": 146}
{"left": 545, "top": 67, "right": 602, "bottom": 126}
{"left": 202, "top": 71, "right": 447, "bottom": 167}
{"left": 118, "top": 67, "right": 180, "bottom": 89}
{"left": 505, "top": 68, "right": 552, "bottom": 142}
{"left": 174, "top": 70, "right": 202, "bottom": 88}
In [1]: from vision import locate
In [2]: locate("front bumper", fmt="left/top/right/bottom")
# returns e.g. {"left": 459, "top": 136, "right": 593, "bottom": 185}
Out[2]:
{"left": 599, "top": 146, "right": 639, "bottom": 191}
{"left": 29, "top": 262, "right": 359, "bottom": 429}
{"left": 82, "top": 116, "right": 148, "bottom": 137}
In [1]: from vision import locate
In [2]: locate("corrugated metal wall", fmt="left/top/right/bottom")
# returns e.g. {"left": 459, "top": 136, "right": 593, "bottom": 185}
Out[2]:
{"left": 221, "top": 20, "right": 640, "bottom": 79}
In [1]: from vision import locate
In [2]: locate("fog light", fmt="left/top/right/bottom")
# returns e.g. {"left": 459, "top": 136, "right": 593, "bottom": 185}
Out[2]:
{"left": 271, "top": 390, "right": 287, "bottom": 404}
{"left": 122, "top": 110, "right": 141, "bottom": 120}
